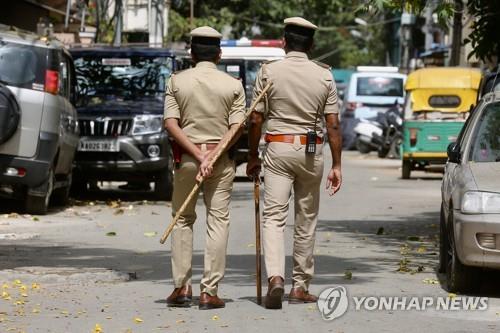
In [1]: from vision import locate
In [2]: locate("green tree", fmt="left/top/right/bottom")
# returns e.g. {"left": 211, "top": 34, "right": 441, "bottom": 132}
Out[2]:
{"left": 168, "top": 0, "right": 388, "bottom": 68}
{"left": 367, "top": 0, "right": 500, "bottom": 65}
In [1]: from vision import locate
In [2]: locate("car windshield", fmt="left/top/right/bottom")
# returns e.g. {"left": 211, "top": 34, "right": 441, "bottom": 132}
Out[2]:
{"left": 469, "top": 102, "right": 500, "bottom": 162}
{"left": 73, "top": 55, "right": 173, "bottom": 105}
{"left": 357, "top": 76, "right": 404, "bottom": 97}
{"left": 0, "top": 42, "right": 46, "bottom": 89}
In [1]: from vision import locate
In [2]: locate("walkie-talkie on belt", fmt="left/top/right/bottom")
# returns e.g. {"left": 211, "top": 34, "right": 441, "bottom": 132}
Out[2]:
{"left": 306, "top": 104, "right": 322, "bottom": 155}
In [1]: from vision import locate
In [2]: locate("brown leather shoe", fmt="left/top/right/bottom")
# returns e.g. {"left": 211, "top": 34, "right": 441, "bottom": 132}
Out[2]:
{"left": 166, "top": 285, "right": 192, "bottom": 307}
{"left": 199, "top": 292, "right": 225, "bottom": 310}
{"left": 288, "top": 286, "right": 318, "bottom": 304}
{"left": 265, "top": 276, "right": 284, "bottom": 309}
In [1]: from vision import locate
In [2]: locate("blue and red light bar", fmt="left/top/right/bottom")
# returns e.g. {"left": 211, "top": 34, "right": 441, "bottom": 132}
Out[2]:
{"left": 221, "top": 39, "right": 283, "bottom": 47}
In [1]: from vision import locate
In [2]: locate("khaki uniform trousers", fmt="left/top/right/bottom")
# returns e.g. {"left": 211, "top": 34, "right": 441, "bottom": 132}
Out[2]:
{"left": 170, "top": 146, "right": 235, "bottom": 296}
{"left": 262, "top": 138, "right": 324, "bottom": 290}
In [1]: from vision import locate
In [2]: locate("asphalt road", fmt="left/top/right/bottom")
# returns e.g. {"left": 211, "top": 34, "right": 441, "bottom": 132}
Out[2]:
{"left": 0, "top": 151, "right": 499, "bottom": 333}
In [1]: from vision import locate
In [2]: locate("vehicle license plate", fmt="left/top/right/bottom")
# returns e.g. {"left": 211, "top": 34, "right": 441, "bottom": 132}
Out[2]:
{"left": 78, "top": 139, "right": 119, "bottom": 152}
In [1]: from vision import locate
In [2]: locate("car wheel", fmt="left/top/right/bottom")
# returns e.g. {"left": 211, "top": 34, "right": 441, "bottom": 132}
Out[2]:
{"left": 25, "top": 169, "right": 54, "bottom": 215}
{"left": 445, "top": 210, "right": 481, "bottom": 293}
{"left": 356, "top": 138, "right": 372, "bottom": 154}
{"left": 70, "top": 174, "right": 87, "bottom": 196}
{"left": 51, "top": 172, "right": 72, "bottom": 206}
{"left": 155, "top": 166, "right": 173, "bottom": 201}
{"left": 438, "top": 204, "right": 448, "bottom": 273}
{"left": 402, "top": 160, "right": 411, "bottom": 179}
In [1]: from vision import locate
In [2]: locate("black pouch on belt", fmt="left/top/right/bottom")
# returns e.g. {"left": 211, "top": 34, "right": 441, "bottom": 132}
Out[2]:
{"left": 171, "top": 140, "right": 182, "bottom": 169}
{"left": 306, "top": 130, "right": 317, "bottom": 154}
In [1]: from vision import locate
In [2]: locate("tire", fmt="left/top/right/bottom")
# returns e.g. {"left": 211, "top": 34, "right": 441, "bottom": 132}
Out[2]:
{"left": 155, "top": 166, "right": 174, "bottom": 201}
{"left": 70, "top": 174, "right": 87, "bottom": 196}
{"left": 438, "top": 204, "right": 448, "bottom": 273}
{"left": 377, "top": 146, "right": 389, "bottom": 158}
{"left": 25, "top": 169, "right": 54, "bottom": 215}
{"left": 445, "top": 210, "right": 481, "bottom": 293}
{"left": 0, "top": 83, "right": 20, "bottom": 144}
{"left": 51, "top": 172, "right": 72, "bottom": 206}
{"left": 356, "top": 138, "right": 372, "bottom": 154}
{"left": 402, "top": 160, "right": 411, "bottom": 179}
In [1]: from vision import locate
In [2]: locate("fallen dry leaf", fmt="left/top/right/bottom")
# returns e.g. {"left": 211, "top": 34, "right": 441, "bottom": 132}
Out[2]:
{"left": 176, "top": 319, "right": 185, "bottom": 324}
{"left": 106, "top": 232, "right": 117, "bottom": 237}
{"left": 448, "top": 293, "right": 457, "bottom": 299}
{"left": 134, "top": 317, "right": 143, "bottom": 323}
{"left": 92, "top": 323, "right": 103, "bottom": 333}
{"left": 143, "top": 232, "right": 157, "bottom": 237}
{"left": 114, "top": 208, "right": 124, "bottom": 215}
{"left": 422, "top": 278, "right": 439, "bottom": 285}
{"left": 211, "top": 315, "right": 219, "bottom": 321}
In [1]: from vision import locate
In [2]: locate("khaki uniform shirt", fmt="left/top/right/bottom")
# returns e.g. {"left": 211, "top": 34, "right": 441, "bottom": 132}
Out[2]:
{"left": 252, "top": 51, "right": 338, "bottom": 135}
{"left": 164, "top": 61, "right": 246, "bottom": 143}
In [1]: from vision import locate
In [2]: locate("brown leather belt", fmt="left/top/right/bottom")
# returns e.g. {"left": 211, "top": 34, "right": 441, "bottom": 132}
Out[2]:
{"left": 195, "top": 143, "right": 218, "bottom": 150}
{"left": 264, "top": 134, "right": 323, "bottom": 145}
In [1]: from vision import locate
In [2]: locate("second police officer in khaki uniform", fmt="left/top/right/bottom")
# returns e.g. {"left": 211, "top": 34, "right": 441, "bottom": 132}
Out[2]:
{"left": 247, "top": 17, "right": 343, "bottom": 309}
{"left": 164, "top": 26, "right": 246, "bottom": 310}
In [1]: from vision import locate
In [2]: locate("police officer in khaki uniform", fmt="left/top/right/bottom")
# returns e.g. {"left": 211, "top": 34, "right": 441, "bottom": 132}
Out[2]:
{"left": 247, "top": 17, "right": 342, "bottom": 309}
{"left": 164, "top": 26, "right": 246, "bottom": 310}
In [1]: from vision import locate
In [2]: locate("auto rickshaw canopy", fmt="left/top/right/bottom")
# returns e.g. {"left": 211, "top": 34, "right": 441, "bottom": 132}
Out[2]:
{"left": 405, "top": 67, "right": 481, "bottom": 113}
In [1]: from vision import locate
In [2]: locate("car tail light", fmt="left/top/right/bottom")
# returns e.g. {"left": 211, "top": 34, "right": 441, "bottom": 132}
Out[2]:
{"left": 409, "top": 128, "right": 418, "bottom": 147}
{"left": 346, "top": 102, "right": 363, "bottom": 113}
{"left": 4, "top": 167, "right": 26, "bottom": 177}
{"left": 45, "top": 70, "right": 59, "bottom": 95}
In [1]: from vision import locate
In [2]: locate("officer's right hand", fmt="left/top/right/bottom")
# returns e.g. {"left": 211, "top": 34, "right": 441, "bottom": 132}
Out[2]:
{"left": 246, "top": 155, "right": 261, "bottom": 178}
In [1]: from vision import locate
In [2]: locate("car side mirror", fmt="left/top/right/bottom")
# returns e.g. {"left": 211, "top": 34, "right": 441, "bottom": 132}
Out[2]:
{"left": 447, "top": 142, "right": 461, "bottom": 163}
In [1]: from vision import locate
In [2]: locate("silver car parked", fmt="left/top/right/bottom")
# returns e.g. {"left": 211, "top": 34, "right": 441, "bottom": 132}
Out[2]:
{"left": 440, "top": 91, "right": 500, "bottom": 292}
{"left": 0, "top": 25, "right": 79, "bottom": 214}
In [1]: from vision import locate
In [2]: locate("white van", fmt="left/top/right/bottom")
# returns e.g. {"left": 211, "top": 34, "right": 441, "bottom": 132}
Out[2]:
{"left": 342, "top": 66, "right": 407, "bottom": 120}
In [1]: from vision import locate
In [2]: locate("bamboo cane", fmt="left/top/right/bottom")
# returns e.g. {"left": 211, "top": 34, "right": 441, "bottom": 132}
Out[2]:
{"left": 254, "top": 174, "right": 262, "bottom": 304}
{"left": 159, "top": 82, "right": 272, "bottom": 244}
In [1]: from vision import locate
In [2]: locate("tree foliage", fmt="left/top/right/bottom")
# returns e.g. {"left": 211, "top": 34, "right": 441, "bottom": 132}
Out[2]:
{"left": 367, "top": 0, "right": 500, "bottom": 63}
{"left": 168, "top": 0, "right": 388, "bottom": 68}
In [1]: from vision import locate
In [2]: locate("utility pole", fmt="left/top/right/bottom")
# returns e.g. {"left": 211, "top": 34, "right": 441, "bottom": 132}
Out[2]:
{"left": 164, "top": 0, "right": 170, "bottom": 45}
{"left": 450, "top": 0, "right": 464, "bottom": 66}
{"left": 190, "top": 0, "right": 194, "bottom": 29}
{"left": 65, "top": 0, "right": 72, "bottom": 30}
{"left": 113, "top": 0, "right": 123, "bottom": 47}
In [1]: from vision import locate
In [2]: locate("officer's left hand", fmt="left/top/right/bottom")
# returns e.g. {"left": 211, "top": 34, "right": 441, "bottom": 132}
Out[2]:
{"left": 199, "top": 154, "right": 214, "bottom": 179}
{"left": 326, "top": 167, "right": 342, "bottom": 196}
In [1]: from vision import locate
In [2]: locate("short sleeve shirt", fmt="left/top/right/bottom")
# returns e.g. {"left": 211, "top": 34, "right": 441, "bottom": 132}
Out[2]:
{"left": 164, "top": 61, "right": 246, "bottom": 143}
{"left": 252, "top": 51, "right": 338, "bottom": 135}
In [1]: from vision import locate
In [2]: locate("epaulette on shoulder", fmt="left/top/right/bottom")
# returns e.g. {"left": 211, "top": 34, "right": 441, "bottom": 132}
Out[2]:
{"left": 312, "top": 60, "right": 331, "bottom": 70}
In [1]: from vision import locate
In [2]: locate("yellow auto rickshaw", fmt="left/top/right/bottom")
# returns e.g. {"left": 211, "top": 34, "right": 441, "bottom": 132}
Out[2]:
{"left": 401, "top": 67, "right": 481, "bottom": 179}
